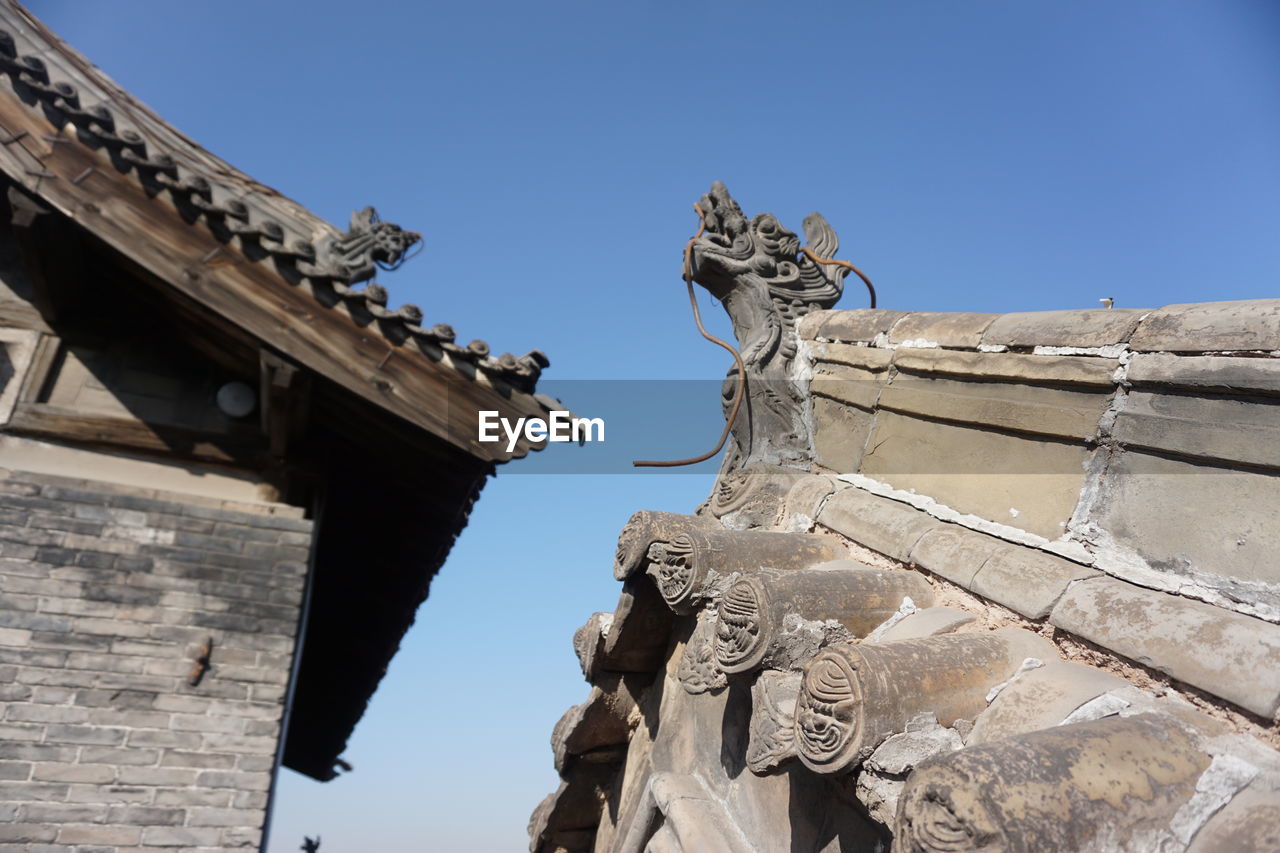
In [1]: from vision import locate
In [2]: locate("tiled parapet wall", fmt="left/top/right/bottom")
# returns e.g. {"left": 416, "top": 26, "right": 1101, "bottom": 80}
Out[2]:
{"left": 796, "top": 300, "right": 1280, "bottom": 718}
{"left": 0, "top": 467, "right": 311, "bottom": 851}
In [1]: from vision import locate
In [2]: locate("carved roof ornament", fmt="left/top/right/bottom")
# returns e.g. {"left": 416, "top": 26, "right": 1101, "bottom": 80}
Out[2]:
{"left": 313, "top": 207, "right": 422, "bottom": 285}
{"left": 687, "top": 182, "right": 850, "bottom": 470}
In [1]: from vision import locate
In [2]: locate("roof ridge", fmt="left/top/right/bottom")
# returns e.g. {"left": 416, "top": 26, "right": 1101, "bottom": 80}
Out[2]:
{"left": 0, "top": 3, "right": 548, "bottom": 392}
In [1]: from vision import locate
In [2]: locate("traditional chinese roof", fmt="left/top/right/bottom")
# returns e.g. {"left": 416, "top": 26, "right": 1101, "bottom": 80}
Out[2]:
{"left": 0, "top": 1, "right": 551, "bottom": 463}
{"left": 531, "top": 184, "right": 1280, "bottom": 852}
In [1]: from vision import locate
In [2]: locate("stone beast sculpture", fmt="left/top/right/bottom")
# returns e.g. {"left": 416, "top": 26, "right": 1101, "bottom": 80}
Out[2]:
{"left": 687, "top": 182, "right": 849, "bottom": 469}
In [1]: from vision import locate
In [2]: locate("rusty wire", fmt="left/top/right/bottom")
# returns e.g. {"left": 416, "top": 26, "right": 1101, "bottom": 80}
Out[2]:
{"left": 633, "top": 205, "right": 748, "bottom": 468}
{"left": 799, "top": 247, "right": 877, "bottom": 309}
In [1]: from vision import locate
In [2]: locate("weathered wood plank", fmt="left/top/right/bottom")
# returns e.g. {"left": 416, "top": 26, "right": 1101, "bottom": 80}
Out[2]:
{"left": 8, "top": 401, "right": 266, "bottom": 465}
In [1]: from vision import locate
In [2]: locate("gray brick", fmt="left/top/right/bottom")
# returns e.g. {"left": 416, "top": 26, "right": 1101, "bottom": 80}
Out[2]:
{"left": 242, "top": 720, "right": 278, "bottom": 738}
{"left": 0, "top": 611, "right": 71, "bottom": 632}
{"left": 170, "top": 715, "right": 242, "bottom": 734}
{"left": 78, "top": 747, "right": 161, "bottom": 767}
{"left": 126, "top": 730, "right": 199, "bottom": 750}
{"left": 32, "top": 763, "right": 115, "bottom": 783}
{"left": 64, "top": 652, "right": 145, "bottom": 674}
{"left": 159, "top": 751, "right": 235, "bottom": 769}
{"left": 146, "top": 514, "right": 215, "bottom": 534}
{"left": 13, "top": 667, "right": 98, "bottom": 688}
{"left": 211, "top": 523, "right": 277, "bottom": 544}
{"left": 104, "top": 494, "right": 188, "bottom": 516}
{"left": 153, "top": 787, "right": 229, "bottom": 807}
{"left": 0, "top": 542, "right": 39, "bottom": 560}
{"left": 0, "top": 493, "right": 67, "bottom": 513}
{"left": 249, "top": 684, "right": 286, "bottom": 703}
{"left": 2, "top": 575, "right": 82, "bottom": 596}
{"left": 65, "top": 783, "right": 151, "bottom": 804}
{"left": 80, "top": 584, "right": 162, "bottom": 607}
{"left": 34, "top": 547, "right": 76, "bottom": 564}
{"left": 40, "top": 485, "right": 115, "bottom": 506}
{"left": 137, "top": 545, "right": 205, "bottom": 564}
{"left": 34, "top": 597, "right": 117, "bottom": 618}
{"left": 19, "top": 803, "right": 108, "bottom": 823}
{"left": 235, "top": 754, "right": 273, "bottom": 773}
{"left": 172, "top": 532, "right": 243, "bottom": 554}
{"left": 5, "top": 704, "right": 89, "bottom": 724}
{"left": 149, "top": 694, "right": 211, "bottom": 714}
{"left": 0, "top": 761, "right": 30, "bottom": 780}
{"left": 47, "top": 566, "right": 118, "bottom": 585}
{"left": 0, "top": 647, "right": 64, "bottom": 667}
{"left": 230, "top": 791, "right": 267, "bottom": 810}
{"left": 0, "top": 527, "right": 64, "bottom": 548}
{"left": 28, "top": 686, "right": 73, "bottom": 703}
{"left": 107, "top": 640, "right": 170, "bottom": 657}
{"left": 105, "top": 804, "right": 184, "bottom": 825}
{"left": 71, "top": 551, "right": 115, "bottom": 569}
{"left": 0, "top": 481, "right": 39, "bottom": 497}
{"left": 0, "top": 555, "right": 51, "bottom": 576}
{"left": 0, "top": 780, "right": 70, "bottom": 801}
{"left": 185, "top": 807, "right": 260, "bottom": 827}
{"left": 115, "top": 767, "right": 196, "bottom": 787}
{"left": 181, "top": 504, "right": 309, "bottom": 532}
{"left": 0, "top": 722, "right": 44, "bottom": 742}
{"left": 0, "top": 844, "right": 71, "bottom": 853}
{"left": 197, "top": 734, "right": 274, "bottom": 756}
{"left": 0, "top": 509, "right": 29, "bottom": 526}
{"left": 140, "top": 826, "right": 222, "bottom": 846}
{"left": 28, "top": 630, "right": 112, "bottom": 651}
{"left": 0, "top": 825, "right": 56, "bottom": 843}
{"left": 0, "top": 684, "right": 31, "bottom": 701}
{"left": 112, "top": 556, "right": 154, "bottom": 573}
{"left": 194, "top": 770, "right": 269, "bottom": 791}
{"left": 70, "top": 618, "right": 150, "bottom": 638}
{"left": 55, "top": 825, "right": 141, "bottom": 845}
{"left": 27, "top": 515, "right": 104, "bottom": 536}
{"left": 43, "top": 725, "right": 126, "bottom": 745}
{"left": 222, "top": 826, "right": 263, "bottom": 848}
{"left": 84, "top": 710, "right": 171, "bottom": 730}
{"left": 0, "top": 592, "right": 37, "bottom": 612}
{"left": 0, "top": 744, "right": 77, "bottom": 762}
{"left": 95, "top": 673, "right": 176, "bottom": 692}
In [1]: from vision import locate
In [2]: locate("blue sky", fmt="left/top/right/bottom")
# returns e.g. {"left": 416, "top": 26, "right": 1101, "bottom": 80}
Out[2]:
{"left": 28, "top": 1, "right": 1280, "bottom": 850}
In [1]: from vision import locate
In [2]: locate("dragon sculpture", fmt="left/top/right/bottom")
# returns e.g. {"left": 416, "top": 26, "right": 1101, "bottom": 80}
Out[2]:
{"left": 686, "top": 182, "right": 850, "bottom": 469}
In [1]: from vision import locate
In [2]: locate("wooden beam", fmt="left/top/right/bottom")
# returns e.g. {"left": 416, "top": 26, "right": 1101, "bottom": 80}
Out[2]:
{"left": 259, "top": 349, "right": 309, "bottom": 459}
{"left": 7, "top": 401, "right": 266, "bottom": 466}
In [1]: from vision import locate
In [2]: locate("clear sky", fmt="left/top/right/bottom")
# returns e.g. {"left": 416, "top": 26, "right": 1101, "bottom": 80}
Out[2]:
{"left": 27, "top": 1, "right": 1280, "bottom": 850}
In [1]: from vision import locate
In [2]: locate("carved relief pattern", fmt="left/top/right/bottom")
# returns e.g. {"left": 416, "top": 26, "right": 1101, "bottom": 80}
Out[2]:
{"left": 651, "top": 535, "right": 697, "bottom": 607}
{"left": 795, "top": 654, "right": 861, "bottom": 769}
{"left": 678, "top": 613, "right": 727, "bottom": 695}
{"left": 614, "top": 514, "right": 650, "bottom": 580}
{"left": 898, "top": 793, "right": 989, "bottom": 853}
{"left": 747, "top": 672, "right": 801, "bottom": 775}
{"left": 715, "top": 580, "right": 763, "bottom": 670}
{"left": 709, "top": 468, "right": 754, "bottom": 517}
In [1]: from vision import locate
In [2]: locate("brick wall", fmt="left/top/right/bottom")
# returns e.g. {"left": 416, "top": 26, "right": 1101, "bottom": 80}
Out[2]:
{"left": 0, "top": 467, "right": 312, "bottom": 852}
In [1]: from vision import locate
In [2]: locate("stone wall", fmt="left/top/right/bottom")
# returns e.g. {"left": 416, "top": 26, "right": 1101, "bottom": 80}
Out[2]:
{"left": 0, "top": 467, "right": 311, "bottom": 852}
